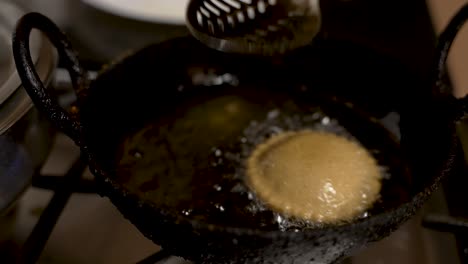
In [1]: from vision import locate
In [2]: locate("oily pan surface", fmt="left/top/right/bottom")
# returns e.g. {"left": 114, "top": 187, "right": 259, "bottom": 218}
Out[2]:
{"left": 79, "top": 37, "right": 452, "bottom": 232}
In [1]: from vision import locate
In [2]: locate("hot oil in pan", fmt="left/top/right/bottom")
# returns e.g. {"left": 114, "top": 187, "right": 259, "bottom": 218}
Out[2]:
{"left": 115, "top": 86, "right": 405, "bottom": 231}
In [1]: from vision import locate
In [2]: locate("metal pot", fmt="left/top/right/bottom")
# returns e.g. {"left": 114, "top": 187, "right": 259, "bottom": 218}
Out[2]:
{"left": 11, "top": 6, "right": 468, "bottom": 264}
{"left": 0, "top": 2, "right": 56, "bottom": 214}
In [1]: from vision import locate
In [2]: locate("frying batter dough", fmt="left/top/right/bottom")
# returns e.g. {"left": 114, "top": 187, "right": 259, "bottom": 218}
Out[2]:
{"left": 246, "top": 130, "right": 381, "bottom": 223}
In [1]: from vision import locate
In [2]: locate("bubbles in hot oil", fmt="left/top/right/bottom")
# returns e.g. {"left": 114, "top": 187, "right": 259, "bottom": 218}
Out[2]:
{"left": 246, "top": 197, "right": 269, "bottom": 214}
{"left": 302, "top": 112, "right": 322, "bottom": 123}
{"left": 276, "top": 215, "right": 284, "bottom": 225}
{"left": 214, "top": 149, "right": 222, "bottom": 157}
{"left": 174, "top": 102, "right": 380, "bottom": 231}
{"left": 214, "top": 203, "right": 225, "bottom": 212}
{"left": 182, "top": 209, "right": 193, "bottom": 216}
{"left": 272, "top": 211, "right": 320, "bottom": 231}
{"left": 272, "top": 214, "right": 316, "bottom": 231}
{"left": 233, "top": 107, "right": 382, "bottom": 230}
{"left": 190, "top": 71, "right": 239, "bottom": 86}
{"left": 230, "top": 182, "right": 245, "bottom": 193}
{"left": 321, "top": 117, "right": 330, "bottom": 125}
{"left": 210, "top": 147, "right": 226, "bottom": 167}
{"left": 267, "top": 109, "right": 280, "bottom": 120}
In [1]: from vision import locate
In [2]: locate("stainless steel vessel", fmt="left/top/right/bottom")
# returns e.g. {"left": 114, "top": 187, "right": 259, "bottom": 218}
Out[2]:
{"left": 0, "top": 1, "right": 57, "bottom": 214}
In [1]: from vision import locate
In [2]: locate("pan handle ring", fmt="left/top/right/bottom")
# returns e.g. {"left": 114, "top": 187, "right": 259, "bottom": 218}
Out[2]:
{"left": 13, "top": 12, "right": 86, "bottom": 144}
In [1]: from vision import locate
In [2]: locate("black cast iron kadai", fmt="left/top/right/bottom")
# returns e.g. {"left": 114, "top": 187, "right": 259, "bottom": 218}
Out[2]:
{"left": 11, "top": 5, "right": 468, "bottom": 264}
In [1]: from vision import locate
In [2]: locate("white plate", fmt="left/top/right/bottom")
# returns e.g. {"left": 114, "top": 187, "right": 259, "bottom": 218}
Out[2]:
{"left": 81, "top": 0, "right": 188, "bottom": 25}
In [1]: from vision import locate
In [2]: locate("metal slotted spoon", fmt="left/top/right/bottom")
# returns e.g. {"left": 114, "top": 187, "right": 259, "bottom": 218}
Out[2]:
{"left": 186, "top": 0, "right": 322, "bottom": 55}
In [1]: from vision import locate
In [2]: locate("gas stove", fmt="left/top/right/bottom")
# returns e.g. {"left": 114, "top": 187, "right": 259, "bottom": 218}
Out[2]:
{"left": 2, "top": 0, "right": 468, "bottom": 263}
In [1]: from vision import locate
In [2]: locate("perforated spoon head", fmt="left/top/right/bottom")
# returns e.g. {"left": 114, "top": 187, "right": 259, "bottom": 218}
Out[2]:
{"left": 186, "top": 0, "right": 322, "bottom": 55}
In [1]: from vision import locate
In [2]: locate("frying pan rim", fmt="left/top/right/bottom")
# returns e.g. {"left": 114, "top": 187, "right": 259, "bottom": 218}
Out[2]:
{"left": 80, "top": 36, "right": 460, "bottom": 239}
